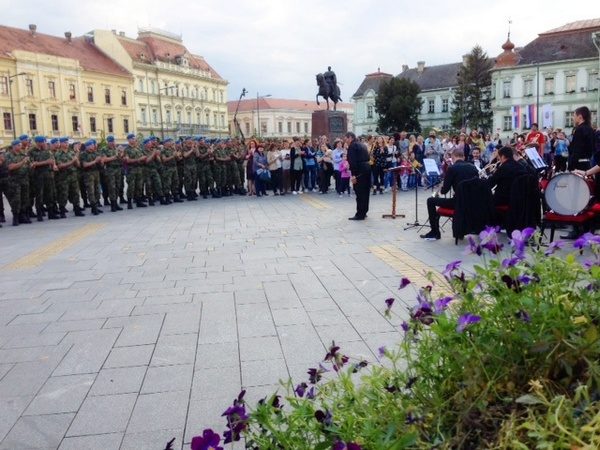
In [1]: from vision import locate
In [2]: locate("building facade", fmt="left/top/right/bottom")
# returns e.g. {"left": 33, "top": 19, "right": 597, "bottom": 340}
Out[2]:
{"left": 351, "top": 70, "right": 393, "bottom": 135}
{"left": 0, "top": 24, "right": 134, "bottom": 141}
{"left": 227, "top": 98, "right": 354, "bottom": 140}
{"left": 491, "top": 19, "right": 600, "bottom": 136}
{"left": 92, "top": 28, "right": 228, "bottom": 139}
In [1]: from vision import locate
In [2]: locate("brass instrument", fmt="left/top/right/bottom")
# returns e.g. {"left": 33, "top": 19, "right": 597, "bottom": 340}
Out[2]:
{"left": 479, "top": 160, "right": 500, "bottom": 179}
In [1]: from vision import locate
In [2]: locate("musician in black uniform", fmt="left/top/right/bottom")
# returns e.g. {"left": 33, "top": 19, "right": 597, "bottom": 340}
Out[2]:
{"left": 345, "top": 132, "right": 371, "bottom": 220}
{"left": 420, "top": 148, "right": 478, "bottom": 240}
{"left": 568, "top": 106, "right": 594, "bottom": 171}
{"left": 484, "top": 146, "right": 528, "bottom": 207}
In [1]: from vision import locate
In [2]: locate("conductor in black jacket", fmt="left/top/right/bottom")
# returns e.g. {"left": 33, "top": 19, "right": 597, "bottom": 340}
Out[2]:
{"left": 420, "top": 148, "right": 478, "bottom": 240}
{"left": 487, "top": 146, "right": 528, "bottom": 206}
{"left": 345, "top": 132, "right": 371, "bottom": 220}
{"left": 568, "top": 106, "right": 595, "bottom": 171}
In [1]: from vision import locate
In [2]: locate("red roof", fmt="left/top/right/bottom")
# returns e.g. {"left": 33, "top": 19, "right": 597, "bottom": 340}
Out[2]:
{"left": 0, "top": 25, "right": 130, "bottom": 77}
{"left": 541, "top": 18, "right": 600, "bottom": 35}
{"left": 227, "top": 98, "right": 354, "bottom": 114}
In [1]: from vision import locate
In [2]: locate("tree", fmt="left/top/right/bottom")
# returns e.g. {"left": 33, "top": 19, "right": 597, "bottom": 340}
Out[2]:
{"left": 375, "top": 78, "right": 422, "bottom": 133}
{"left": 451, "top": 45, "right": 493, "bottom": 131}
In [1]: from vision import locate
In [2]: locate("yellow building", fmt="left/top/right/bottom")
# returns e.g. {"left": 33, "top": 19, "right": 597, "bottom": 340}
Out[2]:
{"left": 0, "top": 24, "right": 134, "bottom": 141}
{"left": 92, "top": 28, "right": 228, "bottom": 139}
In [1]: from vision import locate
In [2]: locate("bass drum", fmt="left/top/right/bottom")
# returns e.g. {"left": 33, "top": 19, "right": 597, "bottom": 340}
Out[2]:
{"left": 544, "top": 173, "right": 593, "bottom": 215}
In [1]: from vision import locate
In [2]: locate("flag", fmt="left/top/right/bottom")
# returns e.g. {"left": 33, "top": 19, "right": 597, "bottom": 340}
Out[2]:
{"left": 542, "top": 104, "right": 553, "bottom": 128}
{"left": 511, "top": 106, "right": 521, "bottom": 129}
{"left": 524, "top": 105, "right": 530, "bottom": 129}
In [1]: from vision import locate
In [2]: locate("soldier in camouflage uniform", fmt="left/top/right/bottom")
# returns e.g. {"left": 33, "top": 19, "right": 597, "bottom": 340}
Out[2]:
{"left": 182, "top": 137, "right": 198, "bottom": 201}
{"left": 54, "top": 137, "right": 84, "bottom": 218}
{"left": 212, "top": 142, "right": 230, "bottom": 197}
{"left": 234, "top": 140, "right": 247, "bottom": 195}
{"left": 4, "top": 140, "right": 31, "bottom": 226}
{"left": 29, "top": 136, "right": 59, "bottom": 221}
{"left": 142, "top": 138, "right": 165, "bottom": 206}
{"left": 160, "top": 138, "right": 183, "bottom": 203}
{"left": 100, "top": 135, "right": 124, "bottom": 212}
{"left": 175, "top": 140, "right": 185, "bottom": 197}
{"left": 124, "top": 133, "right": 147, "bottom": 209}
{"left": 0, "top": 146, "right": 7, "bottom": 224}
{"left": 48, "top": 138, "right": 62, "bottom": 216}
{"left": 79, "top": 140, "right": 103, "bottom": 215}
{"left": 197, "top": 139, "right": 214, "bottom": 199}
{"left": 224, "top": 140, "right": 241, "bottom": 196}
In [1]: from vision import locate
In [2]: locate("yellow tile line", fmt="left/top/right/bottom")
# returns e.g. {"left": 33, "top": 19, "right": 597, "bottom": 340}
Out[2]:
{"left": 4, "top": 223, "right": 106, "bottom": 270}
{"left": 300, "top": 195, "right": 330, "bottom": 210}
{"left": 369, "top": 245, "right": 451, "bottom": 296}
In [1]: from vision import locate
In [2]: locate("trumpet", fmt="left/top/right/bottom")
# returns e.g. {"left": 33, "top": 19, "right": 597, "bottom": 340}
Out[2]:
{"left": 479, "top": 161, "right": 500, "bottom": 179}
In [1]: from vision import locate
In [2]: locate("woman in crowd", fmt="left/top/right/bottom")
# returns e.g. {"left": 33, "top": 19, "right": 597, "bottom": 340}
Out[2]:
{"left": 280, "top": 141, "right": 291, "bottom": 195}
{"left": 252, "top": 143, "right": 268, "bottom": 197}
{"left": 267, "top": 143, "right": 283, "bottom": 195}
{"left": 332, "top": 139, "right": 344, "bottom": 195}
{"left": 303, "top": 139, "right": 317, "bottom": 192}
{"left": 290, "top": 140, "right": 304, "bottom": 194}
{"left": 318, "top": 144, "right": 334, "bottom": 194}
{"left": 384, "top": 136, "right": 398, "bottom": 192}
{"left": 371, "top": 136, "right": 388, "bottom": 194}
{"left": 245, "top": 140, "right": 257, "bottom": 196}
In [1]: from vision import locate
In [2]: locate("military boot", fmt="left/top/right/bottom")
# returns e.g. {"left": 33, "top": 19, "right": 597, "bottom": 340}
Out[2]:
{"left": 148, "top": 198, "right": 155, "bottom": 206}
{"left": 159, "top": 197, "right": 167, "bottom": 205}
{"left": 111, "top": 201, "right": 118, "bottom": 212}
{"left": 173, "top": 194, "right": 184, "bottom": 203}
{"left": 0, "top": 212, "right": 6, "bottom": 223}
{"left": 114, "top": 201, "right": 123, "bottom": 211}
{"left": 48, "top": 207, "right": 60, "bottom": 220}
{"left": 12, "top": 215, "right": 19, "bottom": 226}
{"left": 74, "top": 206, "right": 85, "bottom": 217}
{"left": 91, "top": 204, "right": 99, "bottom": 216}
{"left": 19, "top": 213, "right": 31, "bottom": 224}
{"left": 136, "top": 198, "right": 147, "bottom": 208}
{"left": 59, "top": 210, "right": 67, "bottom": 219}
{"left": 127, "top": 199, "right": 133, "bottom": 210}
{"left": 119, "top": 195, "right": 127, "bottom": 204}
{"left": 164, "top": 195, "right": 172, "bottom": 205}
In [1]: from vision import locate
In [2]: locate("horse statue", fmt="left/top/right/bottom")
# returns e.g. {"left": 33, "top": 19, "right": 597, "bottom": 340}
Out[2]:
{"left": 316, "top": 72, "right": 342, "bottom": 111}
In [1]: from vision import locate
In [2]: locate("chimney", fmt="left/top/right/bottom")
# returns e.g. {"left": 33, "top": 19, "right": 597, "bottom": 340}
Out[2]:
{"left": 417, "top": 61, "right": 425, "bottom": 74}
{"left": 64, "top": 31, "right": 72, "bottom": 42}
{"left": 462, "top": 54, "right": 469, "bottom": 67}
{"left": 29, "top": 24, "right": 37, "bottom": 36}
{"left": 402, "top": 64, "right": 409, "bottom": 73}
{"left": 118, "top": 31, "right": 125, "bottom": 37}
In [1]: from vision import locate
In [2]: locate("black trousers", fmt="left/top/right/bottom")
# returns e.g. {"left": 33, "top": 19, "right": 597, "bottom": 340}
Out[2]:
{"left": 426, "top": 196, "right": 455, "bottom": 234}
{"left": 270, "top": 168, "right": 282, "bottom": 193}
{"left": 354, "top": 172, "right": 371, "bottom": 218}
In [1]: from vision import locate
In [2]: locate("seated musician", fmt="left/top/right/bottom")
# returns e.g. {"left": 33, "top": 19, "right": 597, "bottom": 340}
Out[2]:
{"left": 487, "top": 146, "right": 529, "bottom": 206}
{"left": 420, "top": 148, "right": 478, "bottom": 241}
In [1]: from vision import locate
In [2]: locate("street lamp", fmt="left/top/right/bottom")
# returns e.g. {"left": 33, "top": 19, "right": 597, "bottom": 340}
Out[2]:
{"left": 256, "top": 92, "right": 271, "bottom": 138}
{"left": 592, "top": 32, "right": 600, "bottom": 128}
{"left": 8, "top": 72, "right": 26, "bottom": 140}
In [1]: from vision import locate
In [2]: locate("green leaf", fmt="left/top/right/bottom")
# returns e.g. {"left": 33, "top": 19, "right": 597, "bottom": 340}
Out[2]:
{"left": 515, "top": 394, "right": 543, "bottom": 405}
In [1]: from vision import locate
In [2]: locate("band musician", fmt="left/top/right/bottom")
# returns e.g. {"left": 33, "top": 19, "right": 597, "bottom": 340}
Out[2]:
{"left": 420, "top": 148, "right": 478, "bottom": 241}
{"left": 486, "top": 146, "right": 529, "bottom": 206}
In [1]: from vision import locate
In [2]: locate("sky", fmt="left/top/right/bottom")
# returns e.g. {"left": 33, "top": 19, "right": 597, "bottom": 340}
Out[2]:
{"left": 1, "top": 0, "right": 599, "bottom": 103}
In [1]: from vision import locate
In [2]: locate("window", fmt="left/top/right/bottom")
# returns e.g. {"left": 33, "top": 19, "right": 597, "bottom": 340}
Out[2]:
{"left": 3, "top": 112, "right": 12, "bottom": 130}
{"left": 589, "top": 72, "right": 599, "bottom": 91}
{"left": 523, "top": 79, "right": 533, "bottom": 96}
{"left": 121, "top": 90, "right": 127, "bottom": 106}
{"left": 502, "top": 81, "right": 511, "bottom": 98}
{"left": 221, "top": 115, "right": 225, "bottom": 128}
{"left": 140, "top": 107, "right": 147, "bottom": 125}
{"left": 87, "top": 86, "right": 94, "bottom": 102}
{"left": 26, "top": 78, "right": 34, "bottom": 96}
{"left": 69, "top": 83, "right": 76, "bottom": 100}
{"left": 187, "top": 111, "right": 192, "bottom": 124}
{"left": 177, "top": 110, "right": 182, "bottom": 124}
{"left": 48, "top": 81, "right": 56, "bottom": 98}
{"left": 89, "top": 116, "right": 96, "bottom": 133}
{"left": 592, "top": 110, "right": 598, "bottom": 126}
{"left": 213, "top": 113, "right": 217, "bottom": 126}
{"left": 123, "top": 118, "right": 129, "bottom": 133}
{"left": 261, "top": 122, "right": 267, "bottom": 135}
{"left": 304, "top": 122, "right": 308, "bottom": 134}
{"left": 196, "top": 112, "right": 201, "bottom": 124}
{"left": 166, "top": 110, "right": 172, "bottom": 124}
{"left": 367, "top": 104, "right": 374, "bottom": 119}
{"left": 28, "top": 113, "right": 37, "bottom": 131}
{"left": 544, "top": 77, "right": 554, "bottom": 95}
{"left": 107, "top": 118, "right": 114, "bottom": 133}
{"left": 278, "top": 122, "right": 282, "bottom": 133}
{"left": 503, "top": 115, "right": 512, "bottom": 131}
{"left": 205, "top": 112, "right": 210, "bottom": 125}
{"left": 287, "top": 122, "right": 291, "bottom": 133}
{"left": 220, "top": 91, "right": 224, "bottom": 103}
{"left": 428, "top": 99, "right": 435, "bottom": 114}
{"left": 71, "top": 116, "right": 79, "bottom": 133}
{"left": 212, "top": 89, "right": 215, "bottom": 101}
{"left": 442, "top": 99, "right": 449, "bottom": 112}
{"left": 51, "top": 114, "right": 59, "bottom": 132}
{"left": 152, "top": 109, "right": 158, "bottom": 124}
{"left": 491, "top": 81, "right": 496, "bottom": 99}
{"left": 150, "top": 80, "right": 156, "bottom": 94}
{"left": 138, "top": 79, "right": 144, "bottom": 92}
{"left": 104, "top": 88, "right": 111, "bottom": 104}
{"left": 296, "top": 122, "right": 300, "bottom": 133}
{"left": 245, "top": 122, "right": 250, "bottom": 135}
{"left": 0, "top": 76, "right": 7, "bottom": 95}
{"left": 565, "top": 111, "right": 574, "bottom": 128}
{"left": 565, "top": 74, "right": 576, "bottom": 93}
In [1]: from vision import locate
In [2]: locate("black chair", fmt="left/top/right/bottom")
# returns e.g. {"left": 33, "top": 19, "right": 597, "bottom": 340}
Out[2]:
{"left": 451, "top": 177, "right": 494, "bottom": 243}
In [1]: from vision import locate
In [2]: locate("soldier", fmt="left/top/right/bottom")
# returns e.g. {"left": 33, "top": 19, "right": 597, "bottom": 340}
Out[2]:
{"left": 142, "top": 137, "right": 165, "bottom": 206}
{"left": 123, "top": 133, "right": 147, "bottom": 209}
{"left": 224, "top": 139, "right": 241, "bottom": 196}
{"left": 0, "top": 143, "right": 7, "bottom": 224}
{"left": 197, "top": 138, "right": 214, "bottom": 199}
{"left": 79, "top": 140, "right": 103, "bottom": 215}
{"left": 182, "top": 136, "right": 198, "bottom": 201}
{"left": 74, "top": 141, "right": 90, "bottom": 209}
{"left": 29, "top": 136, "right": 59, "bottom": 221}
{"left": 234, "top": 139, "right": 247, "bottom": 195}
{"left": 100, "top": 136, "right": 124, "bottom": 212}
{"left": 4, "top": 139, "right": 31, "bottom": 226}
{"left": 55, "top": 137, "right": 84, "bottom": 218}
{"left": 212, "top": 141, "right": 230, "bottom": 197}
{"left": 160, "top": 138, "right": 182, "bottom": 203}
{"left": 175, "top": 140, "right": 185, "bottom": 198}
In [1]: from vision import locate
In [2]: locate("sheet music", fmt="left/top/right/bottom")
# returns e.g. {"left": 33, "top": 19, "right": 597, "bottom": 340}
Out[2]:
{"left": 524, "top": 148, "right": 547, "bottom": 169}
{"left": 423, "top": 158, "right": 440, "bottom": 175}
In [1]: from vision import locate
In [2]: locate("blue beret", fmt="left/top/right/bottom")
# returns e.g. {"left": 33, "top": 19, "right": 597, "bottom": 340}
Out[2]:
{"left": 106, "top": 135, "right": 115, "bottom": 142}
{"left": 11, "top": 139, "right": 21, "bottom": 146}
{"left": 84, "top": 139, "right": 96, "bottom": 147}
{"left": 50, "top": 138, "right": 59, "bottom": 144}
{"left": 59, "top": 137, "right": 69, "bottom": 143}
{"left": 163, "top": 138, "right": 173, "bottom": 143}
{"left": 127, "top": 133, "right": 136, "bottom": 140}
{"left": 19, "top": 134, "right": 29, "bottom": 141}
{"left": 142, "top": 138, "right": 151, "bottom": 145}
{"left": 34, "top": 136, "right": 46, "bottom": 143}
{"left": 150, "top": 136, "right": 157, "bottom": 141}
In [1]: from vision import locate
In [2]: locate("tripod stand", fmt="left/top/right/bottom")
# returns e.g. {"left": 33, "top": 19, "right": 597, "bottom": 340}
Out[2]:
{"left": 404, "top": 168, "right": 430, "bottom": 231}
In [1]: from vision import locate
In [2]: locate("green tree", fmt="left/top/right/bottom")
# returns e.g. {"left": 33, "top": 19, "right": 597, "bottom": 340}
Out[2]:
{"left": 375, "top": 78, "right": 422, "bottom": 133}
{"left": 451, "top": 45, "right": 493, "bottom": 131}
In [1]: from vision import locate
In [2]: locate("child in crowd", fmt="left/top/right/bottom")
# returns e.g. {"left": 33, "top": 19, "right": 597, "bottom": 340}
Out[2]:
{"left": 553, "top": 131, "right": 569, "bottom": 172}
{"left": 338, "top": 153, "right": 352, "bottom": 196}
{"left": 398, "top": 154, "right": 412, "bottom": 191}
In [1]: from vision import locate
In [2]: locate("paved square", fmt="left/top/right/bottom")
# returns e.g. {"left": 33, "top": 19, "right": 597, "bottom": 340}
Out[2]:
{"left": 0, "top": 191, "right": 469, "bottom": 449}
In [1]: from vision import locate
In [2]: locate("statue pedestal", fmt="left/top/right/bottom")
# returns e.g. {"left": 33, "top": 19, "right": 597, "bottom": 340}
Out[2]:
{"left": 311, "top": 110, "right": 347, "bottom": 142}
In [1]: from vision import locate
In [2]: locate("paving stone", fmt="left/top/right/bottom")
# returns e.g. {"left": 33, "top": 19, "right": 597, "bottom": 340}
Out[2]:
{"left": 0, "top": 361, "right": 59, "bottom": 397}
{"left": 66, "top": 393, "right": 137, "bottom": 436}
{"left": 89, "top": 366, "right": 146, "bottom": 396}
{"left": 126, "top": 391, "right": 189, "bottom": 433}
{"left": 239, "top": 336, "right": 283, "bottom": 362}
{"left": 58, "top": 433, "right": 123, "bottom": 450}
{"left": 271, "top": 307, "right": 310, "bottom": 326}
{"left": 277, "top": 324, "right": 325, "bottom": 364}
{"left": 103, "top": 345, "right": 154, "bottom": 369}
{"left": 44, "top": 319, "right": 107, "bottom": 333}
{"left": 161, "top": 310, "right": 201, "bottom": 335}
{"left": 192, "top": 366, "right": 241, "bottom": 400}
{"left": 121, "top": 429, "right": 182, "bottom": 450}
{"left": 184, "top": 396, "right": 231, "bottom": 444}
{"left": 151, "top": 333, "right": 197, "bottom": 367}
{"left": 24, "top": 374, "right": 95, "bottom": 415}
{"left": 0, "top": 413, "right": 74, "bottom": 450}
{"left": 141, "top": 364, "right": 193, "bottom": 394}
{"left": 236, "top": 303, "right": 276, "bottom": 338}
{"left": 196, "top": 342, "right": 239, "bottom": 369}
{"left": 0, "top": 396, "right": 33, "bottom": 442}
{"left": 241, "top": 358, "right": 290, "bottom": 387}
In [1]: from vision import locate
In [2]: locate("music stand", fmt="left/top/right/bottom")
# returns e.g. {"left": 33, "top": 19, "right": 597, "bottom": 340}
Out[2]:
{"left": 404, "top": 168, "right": 429, "bottom": 230}
{"left": 382, "top": 166, "right": 406, "bottom": 219}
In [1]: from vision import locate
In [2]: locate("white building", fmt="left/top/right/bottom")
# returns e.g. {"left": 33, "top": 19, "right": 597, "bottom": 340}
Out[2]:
{"left": 491, "top": 19, "right": 600, "bottom": 135}
{"left": 227, "top": 98, "right": 354, "bottom": 139}
{"left": 351, "top": 70, "right": 393, "bottom": 135}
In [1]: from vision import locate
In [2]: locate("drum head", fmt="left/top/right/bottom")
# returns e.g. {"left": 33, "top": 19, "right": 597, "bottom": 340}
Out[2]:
{"left": 545, "top": 173, "right": 591, "bottom": 215}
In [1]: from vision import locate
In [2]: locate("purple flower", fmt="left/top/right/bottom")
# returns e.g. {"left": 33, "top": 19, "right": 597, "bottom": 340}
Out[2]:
{"left": 405, "top": 376, "right": 418, "bottom": 389}
{"left": 324, "top": 343, "right": 349, "bottom": 372}
{"left": 307, "top": 367, "right": 324, "bottom": 384}
{"left": 456, "top": 313, "right": 481, "bottom": 332}
{"left": 191, "top": 429, "right": 223, "bottom": 450}
{"left": 583, "top": 259, "right": 600, "bottom": 269}
{"left": 399, "top": 277, "right": 411, "bottom": 289}
{"left": 515, "top": 310, "right": 531, "bottom": 323}
{"left": 351, "top": 360, "right": 368, "bottom": 373}
{"left": 479, "top": 226, "right": 503, "bottom": 254}
{"left": 510, "top": 228, "right": 535, "bottom": 256}
{"left": 433, "top": 296, "right": 453, "bottom": 314}
{"left": 465, "top": 235, "right": 482, "bottom": 256}
{"left": 574, "top": 233, "right": 600, "bottom": 250}
{"left": 378, "top": 346, "right": 387, "bottom": 357}
{"left": 222, "top": 391, "right": 248, "bottom": 444}
{"left": 332, "top": 441, "right": 363, "bottom": 450}
{"left": 412, "top": 302, "right": 434, "bottom": 325}
{"left": 400, "top": 321, "right": 409, "bottom": 333}
{"left": 502, "top": 255, "right": 523, "bottom": 268}
{"left": 294, "top": 382, "right": 308, "bottom": 398}
{"left": 385, "top": 298, "right": 395, "bottom": 309}
{"left": 544, "top": 240, "right": 565, "bottom": 256}
{"left": 517, "top": 274, "right": 534, "bottom": 285}
{"left": 314, "top": 409, "right": 333, "bottom": 427}
{"left": 442, "top": 260, "right": 462, "bottom": 279}
{"left": 306, "top": 386, "right": 316, "bottom": 399}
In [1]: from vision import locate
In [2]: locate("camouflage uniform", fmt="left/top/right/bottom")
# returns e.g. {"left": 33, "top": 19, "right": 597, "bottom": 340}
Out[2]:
{"left": 197, "top": 144, "right": 214, "bottom": 197}
{"left": 54, "top": 149, "right": 82, "bottom": 216}
{"left": 212, "top": 146, "right": 227, "bottom": 195}
{"left": 225, "top": 145, "right": 240, "bottom": 194}
{"left": 235, "top": 145, "right": 247, "bottom": 194}
{"left": 143, "top": 146, "right": 164, "bottom": 204}
{"left": 79, "top": 147, "right": 102, "bottom": 214}
{"left": 4, "top": 150, "right": 30, "bottom": 224}
{"left": 160, "top": 144, "right": 179, "bottom": 202}
{"left": 124, "top": 144, "right": 144, "bottom": 205}
{"left": 29, "top": 145, "right": 58, "bottom": 220}
{"left": 100, "top": 144, "right": 123, "bottom": 209}
{"left": 183, "top": 145, "right": 198, "bottom": 200}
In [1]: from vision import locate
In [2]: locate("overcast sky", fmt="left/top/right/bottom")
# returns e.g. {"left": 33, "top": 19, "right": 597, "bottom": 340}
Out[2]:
{"left": 2, "top": 0, "right": 599, "bottom": 103}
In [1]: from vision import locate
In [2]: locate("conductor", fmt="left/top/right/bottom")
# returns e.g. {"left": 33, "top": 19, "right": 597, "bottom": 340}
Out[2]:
{"left": 345, "top": 132, "right": 371, "bottom": 220}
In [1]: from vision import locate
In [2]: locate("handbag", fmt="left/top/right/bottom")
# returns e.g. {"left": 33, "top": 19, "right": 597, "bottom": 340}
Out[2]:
{"left": 259, "top": 169, "right": 271, "bottom": 181}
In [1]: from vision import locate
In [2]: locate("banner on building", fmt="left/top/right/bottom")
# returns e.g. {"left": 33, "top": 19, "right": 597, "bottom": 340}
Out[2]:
{"left": 542, "top": 104, "right": 553, "bottom": 129}
{"left": 511, "top": 105, "right": 521, "bottom": 129}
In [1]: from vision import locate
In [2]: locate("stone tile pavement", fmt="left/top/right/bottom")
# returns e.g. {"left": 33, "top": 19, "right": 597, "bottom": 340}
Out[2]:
{"left": 0, "top": 189, "right": 472, "bottom": 449}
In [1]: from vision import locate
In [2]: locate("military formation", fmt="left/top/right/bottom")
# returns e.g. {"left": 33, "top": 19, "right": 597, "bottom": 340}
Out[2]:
{"left": 0, "top": 133, "right": 248, "bottom": 227}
